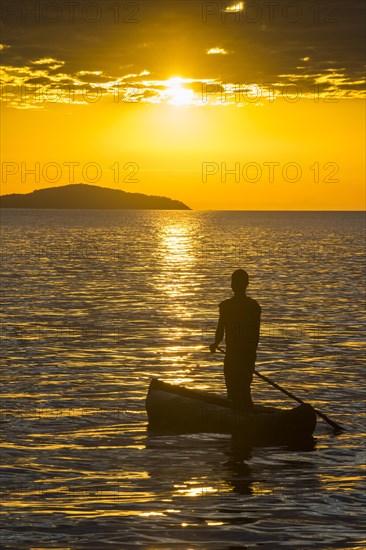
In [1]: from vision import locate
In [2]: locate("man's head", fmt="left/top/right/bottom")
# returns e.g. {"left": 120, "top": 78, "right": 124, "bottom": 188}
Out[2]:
{"left": 231, "top": 269, "right": 249, "bottom": 293}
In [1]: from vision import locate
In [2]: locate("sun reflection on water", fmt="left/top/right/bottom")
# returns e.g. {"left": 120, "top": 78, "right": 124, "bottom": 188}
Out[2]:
{"left": 162, "top": 224, "right": 193, "bottom": 261}
{"left": 158, "top": 222, "right": 196, "bottom": 301}
{"left": 151, "top": 217, "right": 202, "bottom": 380}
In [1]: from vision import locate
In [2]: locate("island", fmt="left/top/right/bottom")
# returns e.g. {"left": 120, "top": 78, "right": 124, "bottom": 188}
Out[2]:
{"left": 0, "top": 183, "right": 191, "bottom": 210}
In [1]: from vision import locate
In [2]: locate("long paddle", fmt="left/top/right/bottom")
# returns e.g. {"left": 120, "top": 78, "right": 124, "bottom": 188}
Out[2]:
{"left": 216, "top": 346, "right": 344, "bottom": 432}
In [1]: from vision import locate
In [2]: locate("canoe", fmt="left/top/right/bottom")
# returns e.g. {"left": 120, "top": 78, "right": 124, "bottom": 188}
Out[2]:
{"left": 146, "top": 378, "right": 317, "bottom": 442}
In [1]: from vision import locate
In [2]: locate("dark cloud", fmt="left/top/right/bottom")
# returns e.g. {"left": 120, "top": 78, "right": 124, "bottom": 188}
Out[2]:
{"left": 24, "top": 76, "right": 52, "bottom": 84}
{"left": 1, "top": 0, "right": 364, "bottom": 104}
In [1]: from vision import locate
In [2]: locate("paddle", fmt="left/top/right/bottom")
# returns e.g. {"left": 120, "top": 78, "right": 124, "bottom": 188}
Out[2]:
{"left": 216, "top": 346, "right": 344, "bottom": 432}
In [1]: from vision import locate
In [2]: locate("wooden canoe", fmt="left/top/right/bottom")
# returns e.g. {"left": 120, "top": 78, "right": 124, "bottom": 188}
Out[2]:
{"left": 146, "top": 378, "right": 317, "bottom": 442}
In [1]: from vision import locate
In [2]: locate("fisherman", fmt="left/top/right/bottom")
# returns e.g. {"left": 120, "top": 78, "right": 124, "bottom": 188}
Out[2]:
{"left": 210, "top": 269, "right": 261, "bottom": 410}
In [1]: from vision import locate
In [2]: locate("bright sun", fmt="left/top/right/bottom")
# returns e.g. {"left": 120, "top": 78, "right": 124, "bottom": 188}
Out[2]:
{"left": 165, "top": 77, "right": 195, "bottom": 106}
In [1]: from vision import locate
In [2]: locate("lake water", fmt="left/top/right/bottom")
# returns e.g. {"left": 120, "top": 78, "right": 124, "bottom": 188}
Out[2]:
{"left": 1, "top": 210, "right": 365, "bottom": 549}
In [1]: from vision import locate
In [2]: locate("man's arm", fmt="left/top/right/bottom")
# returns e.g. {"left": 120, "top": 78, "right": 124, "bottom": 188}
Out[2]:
{"left": 210, "top": 312, "right": 224, "bottom": 353}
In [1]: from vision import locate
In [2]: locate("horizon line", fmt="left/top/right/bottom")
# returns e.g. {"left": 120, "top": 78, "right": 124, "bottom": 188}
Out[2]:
{"left": 0, "top": 207, "right": 365, "bottom": 212}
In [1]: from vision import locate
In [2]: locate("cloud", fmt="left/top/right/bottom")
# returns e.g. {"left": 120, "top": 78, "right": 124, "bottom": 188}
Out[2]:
{"left": 224, "top": 2, "right": 244, "bottom": 12}
{"left": 120, "top": 70, "right": 150, "bottom": 80}
{"left": 1, "top": 0, "right": 365, "bottom": 112}
{"left": 31, "top": 58, "right": 63, "bottom": 65}
{"left": 1, "top": 60, "right": 212, "bottom": 107}
{"left": 207, "top": 48, "right": 229, "bottom": 55}
{"left": 30, "top": 58, "right": 65, "bottom": 70}
{"left": 1, "top": 55, "right": 365, "bottom": 110}
{"left": 0, "top": 0, "right": 363, "bottom": 111}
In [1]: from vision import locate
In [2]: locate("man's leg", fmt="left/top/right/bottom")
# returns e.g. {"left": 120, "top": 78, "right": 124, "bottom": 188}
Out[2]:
{"left": 241, "top": 369, "right": 254, "bottom": 409}
{"left": 224, "top": 360, "right": 254, "bottom": 410}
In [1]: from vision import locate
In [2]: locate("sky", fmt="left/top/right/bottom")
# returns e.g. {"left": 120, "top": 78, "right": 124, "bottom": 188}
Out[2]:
{"left": 0, "top": 0, "right": 365, "bottom": 209}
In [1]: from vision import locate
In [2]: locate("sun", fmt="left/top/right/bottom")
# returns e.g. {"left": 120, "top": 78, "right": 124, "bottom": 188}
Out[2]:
{"left": 165, "top": 77, "right": 195, "bottom": 106}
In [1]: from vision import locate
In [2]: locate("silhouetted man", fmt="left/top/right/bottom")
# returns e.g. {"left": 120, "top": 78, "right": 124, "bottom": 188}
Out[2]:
{"left": 210, "top": 269, "right": 261, "bottom": 410}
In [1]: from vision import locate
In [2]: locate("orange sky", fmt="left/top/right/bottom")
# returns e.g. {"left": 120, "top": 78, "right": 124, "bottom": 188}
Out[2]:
{"left": 1, "top": 96, "right": 364, "bottom": 210}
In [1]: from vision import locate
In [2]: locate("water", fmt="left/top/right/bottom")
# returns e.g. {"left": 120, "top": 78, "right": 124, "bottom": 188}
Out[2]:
{"left": 1, "top": 210, "right": 365, "bottom": 549}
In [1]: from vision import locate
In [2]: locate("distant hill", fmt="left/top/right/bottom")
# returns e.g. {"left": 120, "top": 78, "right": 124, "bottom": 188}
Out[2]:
{"left": 0, "top": 184, "right": 191, "bottom": 210}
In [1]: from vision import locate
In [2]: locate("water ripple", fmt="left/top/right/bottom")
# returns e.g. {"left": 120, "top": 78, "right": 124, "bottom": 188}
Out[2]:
{"left": 1, "top": 210, "right": 365, "bottom": 548}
